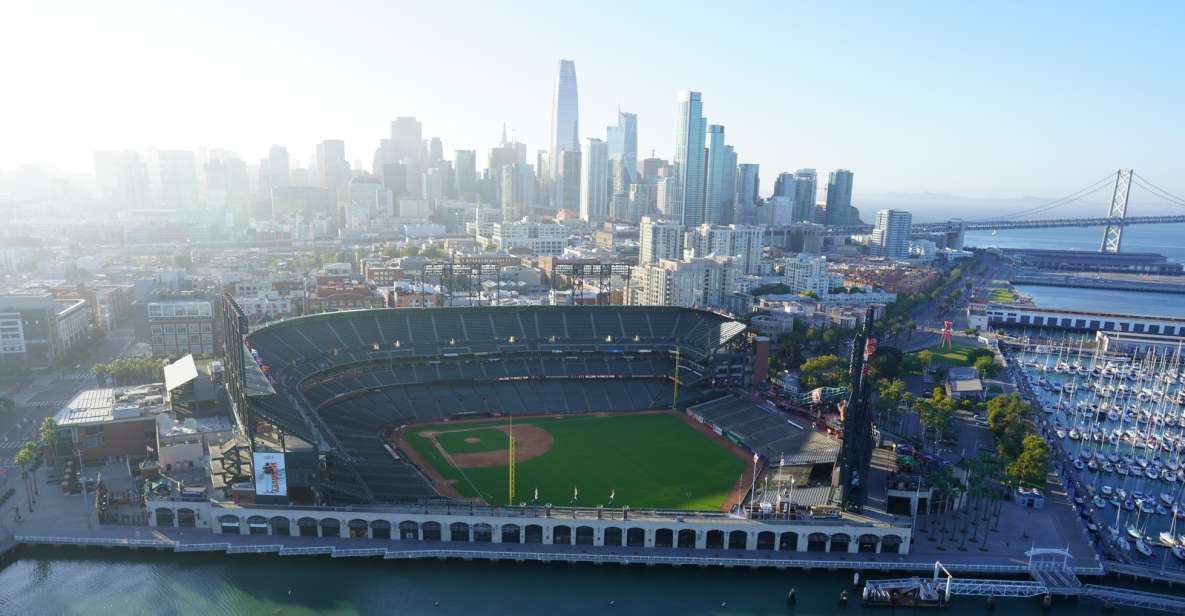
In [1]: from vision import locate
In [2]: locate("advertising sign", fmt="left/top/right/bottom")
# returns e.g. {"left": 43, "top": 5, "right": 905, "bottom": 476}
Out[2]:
{"left": 253, "top": 452, "right": 287, "bottom": 497}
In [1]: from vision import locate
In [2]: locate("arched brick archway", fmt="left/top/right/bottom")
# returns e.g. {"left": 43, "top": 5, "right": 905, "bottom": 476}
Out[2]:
{"left": 706, "top": 530, "right": 725, "bottom": 549}
{"left": 677, "top": 529, "right": 696, "bottom": 549}
{"left": 370, "top": 520, "right": 391, "bottom": 540}
{"left": 177, "top": 508, "right": 196, "bottom": 528}
{"left": 857, "top": 533, "right": 879, "bottom": 553}
{"left": 552, "top": 525, "right": 572, "bottom": 545}
{"left": 399, "top": 520, "right": 420, "bottom": 540}
{"left": 778, "top": 531, "right": 798, "bottom": 551}
{"left": 727, "top": 530, "right": 748, "bottom": 550}
{"left": 626, "top": 527, "right": 645, "bottom": 547}
{"left": 654, "top": 528, "right": 674, "bottom": 548}
{"left": 756, "top": 531, "right": 775, "bottom": 550}
{"left": 154, "top": 508, "right": 175, "bottom": 527}
{"left": 575, "top": 526, "right": 594, "bottom": 546}
{"left": 603, "top": 527, "right": 623, "bottom": 547}
{"left": 501, "top": 524, "right": 521, "bottom": 543}
{"left": 881, "top": 534, "right": 903, "bottom": 554}
{"left": 271, "top": 516, "right": 291, "bottom": 536}
{"left": 473, "top": 523, "right": 494, "bottom": 543}
{"left": 807, "top": 532, "right": 828, "bottom": 552}
{"left": 247, "top": 515, "right": 269, "bottom": 535}
{"left": 450, "top": 522, "right": 470, "bottom": 542}
{"left": 297, "top": 517, "right": 318, "bottom": 537}
{"left": 830, "top": 533, "right": 851, "bottom": 553}
{"left": 319, "top": 518, "right": 341, "bottom": 538}
{"left": 218, "top": 514, "right": 241, "bottom": 534}
{"left": 422, "top": 521, "right": 442, "bottom": 541}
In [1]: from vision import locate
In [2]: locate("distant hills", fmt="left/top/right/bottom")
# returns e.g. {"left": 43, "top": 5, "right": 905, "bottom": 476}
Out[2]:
{"left": 854, "top": 191, "right": 1179, "bottom": 223}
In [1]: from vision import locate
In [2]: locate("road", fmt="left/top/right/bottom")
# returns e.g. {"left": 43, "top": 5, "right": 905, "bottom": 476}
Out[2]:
{"left": 0, "top": 329, "right": 136, "bottom": 467}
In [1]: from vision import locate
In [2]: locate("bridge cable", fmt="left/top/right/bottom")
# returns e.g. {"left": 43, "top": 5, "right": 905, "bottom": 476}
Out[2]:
{"left": 1131, "top": 173, "right": 1185, "bottom": 207}
{"left": 972, "top": 173, "right": 1116, "bottom": 222}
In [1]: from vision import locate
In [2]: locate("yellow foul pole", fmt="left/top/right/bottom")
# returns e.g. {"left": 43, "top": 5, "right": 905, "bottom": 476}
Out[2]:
{"left": 507, "top": 415, "right": 515, "bottom": 505}
{"left": 672, "top": 347, "right": 681, "bottom": 410}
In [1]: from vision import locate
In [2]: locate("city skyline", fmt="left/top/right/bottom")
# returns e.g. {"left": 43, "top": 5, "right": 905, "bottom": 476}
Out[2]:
{"left": 2, "top": 1, "right": 1183, "bottom": 201}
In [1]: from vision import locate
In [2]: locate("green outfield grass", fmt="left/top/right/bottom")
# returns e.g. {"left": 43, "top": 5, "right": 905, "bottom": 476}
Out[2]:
{"left": 404, "top": 413, "right": 746, "bottom": 511}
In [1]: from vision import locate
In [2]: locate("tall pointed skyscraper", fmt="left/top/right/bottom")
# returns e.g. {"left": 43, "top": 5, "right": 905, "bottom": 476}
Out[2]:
{"left": 548, "top": 60, "right": 579, "bottom": 182}
{"left": 670, "top": 91, "right": 707, "bottom": 226}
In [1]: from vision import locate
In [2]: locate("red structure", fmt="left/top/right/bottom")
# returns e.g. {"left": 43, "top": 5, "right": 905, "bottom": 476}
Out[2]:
{"left": 939, "top": 320, "right": 953, "bottom": 350}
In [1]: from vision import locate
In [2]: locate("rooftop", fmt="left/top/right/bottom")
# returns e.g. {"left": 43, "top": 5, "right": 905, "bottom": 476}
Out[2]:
{"left": 55, "top": 384, "right": 168, "bottom": 427}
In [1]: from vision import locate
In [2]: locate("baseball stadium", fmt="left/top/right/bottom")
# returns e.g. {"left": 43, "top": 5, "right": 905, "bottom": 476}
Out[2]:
{"left": 153, "top": 301, "right": 910, "bottom": 558}
{"left": 232, "top": 305, "right": 830, "bottom": 511}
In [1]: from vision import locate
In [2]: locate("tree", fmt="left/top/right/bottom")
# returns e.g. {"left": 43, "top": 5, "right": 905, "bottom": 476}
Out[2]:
{"left": 867, "top": 346, "right": 904, "bottom": 381}
{"left": 966, "top": 348, "right": 995, "bottom": 364}
{"left": 973, "top": 356, "right": 1001, "bottom": 378}
{"left": 39, "top": 418, "right": 58, "bottom": 446}
{"left": 799, "top": 354, "right": 849, "bottom": 390}
{"left": 918, "top": 349, "right": 934, "bottom": 370}
{"left": 875, "top": 379, "right": 908, "bottom": 418}
{"left": 13, "top": 441, "right": 38, "bottom": 468}
{"left": 1006, "top": 435, "right": 1050, "bottom": 488}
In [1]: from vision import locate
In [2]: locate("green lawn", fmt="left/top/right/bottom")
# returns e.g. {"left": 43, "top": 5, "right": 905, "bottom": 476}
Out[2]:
{"left": 987, "top": 288, "right": 1016, "bottom": 303}
{"left": 405, "top": 413, "right": 745, "bottom": 511}
{"left": 904, "top": 341, "right": 984, "bottom": 374}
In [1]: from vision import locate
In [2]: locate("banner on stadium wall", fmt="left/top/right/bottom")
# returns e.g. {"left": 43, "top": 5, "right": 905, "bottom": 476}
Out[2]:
{"left": 725, "top": 431, "right": 745, "bottom": 446}
{"left": 253, "top": 452, "right": 288, "bottom": 497}
{"left": 688, "top": 411, "right": 704, "bottom": 423}
{"left": 712, "top": 424, "right": 723, "bottom": 436}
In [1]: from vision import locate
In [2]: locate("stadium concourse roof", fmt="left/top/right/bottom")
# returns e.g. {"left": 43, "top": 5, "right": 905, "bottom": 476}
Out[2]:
{"left": 246, "top": 305, "right": 747, "bottom": 363}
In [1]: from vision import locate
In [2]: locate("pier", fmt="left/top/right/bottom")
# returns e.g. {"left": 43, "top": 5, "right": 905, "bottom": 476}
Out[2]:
{"left": 863, "top": 549, "right": 1185, "bottom": 612}
{"left": 1011, "top": 274, "right": 1185, "bottom": 295}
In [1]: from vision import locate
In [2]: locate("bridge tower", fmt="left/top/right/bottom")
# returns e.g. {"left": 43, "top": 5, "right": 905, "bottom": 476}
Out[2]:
{"left": 1099, "top": 169, "right": 1133, "bottom": 254}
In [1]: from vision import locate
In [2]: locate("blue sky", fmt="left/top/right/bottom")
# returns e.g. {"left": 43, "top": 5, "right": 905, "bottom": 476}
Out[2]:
{"left": 2, "top": 0, "right": 1182, "bottom": 200}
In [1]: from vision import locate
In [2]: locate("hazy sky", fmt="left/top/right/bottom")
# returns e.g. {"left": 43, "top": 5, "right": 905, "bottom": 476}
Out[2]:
{"left": 3, "top": 0, "right": 1183, "bottom": 199}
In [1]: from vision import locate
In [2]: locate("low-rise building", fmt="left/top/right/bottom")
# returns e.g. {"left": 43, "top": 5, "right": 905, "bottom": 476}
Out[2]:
{"left": 0, "top": 292, "right": 90, "bottom": 369}
{"left": 156, "top": 414, "right": 235, "bottom": 474}
{"left": 54, "top": 384, "right": 167, "bottom": 462}
{"left": 944, "top": 366, "right": 983, "bottom": 401}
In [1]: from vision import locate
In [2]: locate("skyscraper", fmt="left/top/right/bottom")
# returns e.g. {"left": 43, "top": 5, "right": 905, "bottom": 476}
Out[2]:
{"left": 158, "top": 150, "right": 199, "bottom": 209}
{"left": 734, "top": 164, "right": 760, "bottom": 224}
{"left": 454, "top": 150, "right": 477, "bottom": 200}
{"left": 871, "top": 209, "right": 912, "bottom": 258}
{"left": 775, "top": 169, "right": 818, "bottom": 223}
{"left": 606, "top": 110, "right": 637, "bottom": 184}
{"left": 501, "top": 163, "right": 536, "bottom": 222}
{"left": 390, "top": 117, "right": 423, "bottom": 164}
{"left": 93, "top": 150, "right": 150, "bottom": 210}
{"left": 556, "top": 149, "right": 582, "bottom": 213}
{"left": 792, "top": 169, "right": 818, "bottom": 224}
{"left": 824, "top": 169, "right": 855, "bottom": 226}
{"left": 704, "top": 124, "right": 736, "bottom": 225}
{"left": 316, "top": 140, "right": 349, "bottom": 204}
{"left": 579, "top": 138, "right": 608, "bottom": 223}
{"left": 548, "top": 60, "right": 579, "bottom": 181}
{"left": 670, "top": 91, "right": 707, "bottom": 226}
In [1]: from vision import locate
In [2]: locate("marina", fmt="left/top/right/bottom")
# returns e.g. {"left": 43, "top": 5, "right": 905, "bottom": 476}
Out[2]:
{"left": 1011, "top": 335, "right": 1185, "bottom": 568}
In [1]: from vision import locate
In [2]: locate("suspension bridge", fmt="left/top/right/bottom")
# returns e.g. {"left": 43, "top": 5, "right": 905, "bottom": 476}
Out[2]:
{"left": 834, "top": 169, "right": 1185, "bottom": 253}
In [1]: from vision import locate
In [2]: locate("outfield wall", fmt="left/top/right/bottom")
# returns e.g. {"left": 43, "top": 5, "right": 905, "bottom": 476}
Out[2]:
{"left": 147, "top": 499, "right": 911, "bottom": 555}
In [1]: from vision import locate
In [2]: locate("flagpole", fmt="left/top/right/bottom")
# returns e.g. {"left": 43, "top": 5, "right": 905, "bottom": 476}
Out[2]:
{"left": 750, "top": 453, "right": 759, "bottom": 518}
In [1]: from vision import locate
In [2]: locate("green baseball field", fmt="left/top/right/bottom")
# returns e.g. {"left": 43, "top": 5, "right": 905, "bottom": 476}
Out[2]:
{"left": 399, "top": 412, "right": 748, "bottom": 511}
